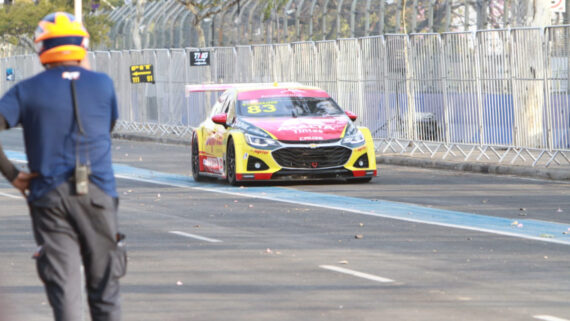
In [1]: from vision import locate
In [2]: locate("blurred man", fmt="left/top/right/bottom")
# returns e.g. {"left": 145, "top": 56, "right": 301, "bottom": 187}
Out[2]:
{"left": 0, "top": 12, "right": 126, "bottom": 321}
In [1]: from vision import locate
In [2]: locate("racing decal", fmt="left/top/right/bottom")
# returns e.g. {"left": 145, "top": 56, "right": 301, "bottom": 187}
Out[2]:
{"left": 237, "top": 173, "right": 273, "bottom": 180}
{"left": 238, "top": 88, "right": 330, "bottom": 100}
{"left": 244, "top": 116, "right": 348, "bottom": 141}
{"left": 299, "top": 136, "right": 326, "bottom": 141}
{"left": 234, "top": 119, "right": 275, "bottom": 139}
{"left": 201, "top": 156, "right": 224, "bottom": 173}
{"left": 204, "top": 135, "right": 224, "bottom": 153}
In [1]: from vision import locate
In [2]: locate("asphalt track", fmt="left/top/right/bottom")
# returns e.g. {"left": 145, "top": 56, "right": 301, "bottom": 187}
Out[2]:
{"left": 1, "top": 128, "right": 570, "bottom": 321}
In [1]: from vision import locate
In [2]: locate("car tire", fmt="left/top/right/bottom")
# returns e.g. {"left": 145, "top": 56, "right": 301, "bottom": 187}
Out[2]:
{"left": 226, "top": 138, "right": 239, "bottom": 186}
{"left": 191, "top": 134, "right": 205, "bottom": 182}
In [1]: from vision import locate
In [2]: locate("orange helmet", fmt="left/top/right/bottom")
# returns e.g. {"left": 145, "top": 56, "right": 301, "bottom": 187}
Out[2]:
{"left": 34, "top": 12, "right": 90, "bottom": 64}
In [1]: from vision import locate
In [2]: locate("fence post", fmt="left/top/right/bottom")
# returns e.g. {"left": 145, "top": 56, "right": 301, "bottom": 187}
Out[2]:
{"left": 543, "top": 27, "right": 554, "bottom": 152}
{"left": 474, "top": 31, "right": 485, "bottom": 146}
{"left": 357, "top": 39, "right": 364, "bottom": 125}
{"left": 508, "top": 28, "right": 518, "bottom": 148}
{"left": 334, "top": 40, "right": 340, "bottom": 101}
{"left": 404, "top": 35, "right": 416, "bottom": 141}
{"left": 439, "top": 34, "right": 451, "bottom": 144}
{"left": 382, "top": 36, "right": 391, "bottom": 138}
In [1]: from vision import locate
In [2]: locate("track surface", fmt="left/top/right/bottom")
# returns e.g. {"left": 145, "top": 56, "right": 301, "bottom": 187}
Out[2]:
{"left": 1, "top": 129, "right": 569, "bottom": 321}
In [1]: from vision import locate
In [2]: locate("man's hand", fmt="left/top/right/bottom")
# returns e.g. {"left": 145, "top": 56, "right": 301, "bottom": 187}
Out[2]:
{"left": 12, "top": 172, "right": 38, "bottom": 196}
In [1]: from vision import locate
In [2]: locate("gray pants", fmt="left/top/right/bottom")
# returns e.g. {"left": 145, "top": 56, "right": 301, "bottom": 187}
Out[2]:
{"left": 28, "top": 181, "right": 126, "bottom": 321}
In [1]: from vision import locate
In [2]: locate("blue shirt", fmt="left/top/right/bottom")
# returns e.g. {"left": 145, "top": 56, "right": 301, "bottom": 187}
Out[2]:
{"left": 0, "top": 65, "right": 118, "bottom": 201}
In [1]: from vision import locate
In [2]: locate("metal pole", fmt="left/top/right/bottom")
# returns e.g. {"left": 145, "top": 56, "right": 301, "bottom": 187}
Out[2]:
{"left": 322, "top": 0, "right": 331, "bottom": 40}
{"left": 379, "top": 0, "right": 385, "bottom": 34}
{"left": 179, "top": 11, "right": 192, "bottom": 47}
{"left": 428, "top": 0, "right": 434, "bottom": 32}
{"left": 411, "top": 0, "right": 417, "bottom": 33}
{"left": 309, "top": 0, "right": 318, "bottom": 40}
{"left": 295, "top": 0, "right": 306, "bottom": 40}
{"left": 504, "top": 0, "right": 511, "bottom": 27}
{"left": 350, "top": 0, "right": 358, "bottom": 38}
{"left": 365, "top": 0, "right": 371, "bottom": 36}
{"left": 75, "top": 0, "right": 82, "bottom": 22}
{"left": 464, "top": 0, "right": 469, "bottom": 31}
{"left": 474, "top": 31, "right": 485, "bottom": 146}
{"left": 284, "top": 0, "right": 294, "bottom": 42}
{"left": 395, "top": 0, "right": 402, "bottom": 33}
{"left": 566, "top": 0, "right": 570, "bottom": 24}
{"left": 247, "top": 1, "right": 258, "bottom": 43}
{"left": 543, "top": 27, "right": 553, "bottom": 151}
{"left": 276, "top": 0, "right": 281, "bottom": 43}
{"left": 337, "top": 0, "right": 345, "bottom": 38}
{"left": 382, "top": 36, "right": 391, "bottom": 136}
{"left": 445, "top": 0, "right": 451, "bottom": 32}
{"left": 439, "top": 34, "right": 451, "bottom": 144}
{"left": 236, "top": 0, "right": 252, "bottom": 45}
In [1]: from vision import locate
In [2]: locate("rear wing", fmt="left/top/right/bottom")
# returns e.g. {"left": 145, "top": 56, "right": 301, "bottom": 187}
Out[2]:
{"left": 184, "top": 82, "right": 303, "bottom": 97}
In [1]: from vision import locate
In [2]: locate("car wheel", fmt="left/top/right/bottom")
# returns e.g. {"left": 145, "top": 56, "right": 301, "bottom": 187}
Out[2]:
{"left": 191, "top": 134, "right": 205, "bottom": 182}
{"left": 226, "top": 138, "right": 239, "bottom": 186}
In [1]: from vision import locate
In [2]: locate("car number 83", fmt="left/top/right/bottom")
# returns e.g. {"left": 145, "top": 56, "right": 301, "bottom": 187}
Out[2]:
{"left": 247, "top": 104, "right": 276, "bottom": 114}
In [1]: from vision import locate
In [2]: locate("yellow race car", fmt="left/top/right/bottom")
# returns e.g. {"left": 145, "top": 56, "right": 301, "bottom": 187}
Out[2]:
{"left": 189, "top": 83, "right": 377, "bottom": 185}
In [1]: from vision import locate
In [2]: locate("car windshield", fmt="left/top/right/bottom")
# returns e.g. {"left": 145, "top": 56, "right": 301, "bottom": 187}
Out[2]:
{"left": 237, "top": 96, "right": 344, "bottom": 118}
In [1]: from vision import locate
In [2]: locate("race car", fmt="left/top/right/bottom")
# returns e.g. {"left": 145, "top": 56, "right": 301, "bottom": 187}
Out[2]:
{"left": 188, "top": 83, "right": 377, "bottom": 185}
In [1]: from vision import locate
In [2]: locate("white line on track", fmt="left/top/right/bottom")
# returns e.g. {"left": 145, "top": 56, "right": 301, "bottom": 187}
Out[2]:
{"left": 169, "top": 231, "right": 223, "bottom": 243}
{"left": 534, "top": 315, "right": 570, "bottom": 321}
{"left": 0, "top": 191, "right": 23, "bottom": 199}
{"left": 319, "top": 265, "right": 394, "bottom": 283}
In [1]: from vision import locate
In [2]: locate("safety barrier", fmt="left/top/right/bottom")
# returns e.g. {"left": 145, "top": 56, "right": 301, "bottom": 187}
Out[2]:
{"left": 0, "top": 27, "right": 569, "bottom": 168}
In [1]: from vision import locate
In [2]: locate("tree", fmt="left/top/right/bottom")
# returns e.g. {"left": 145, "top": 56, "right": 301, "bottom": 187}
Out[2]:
{"left": 517, "top": 0, "right": 550, "bottom": 148}
{"left": 132, "top": 0, "right": 146, "bottom": 49}
{"left": 0, "top": 0, "right": 112, "bottom": 54}
{"left": 173, "top": 0, "right": 239, "bottom": 48}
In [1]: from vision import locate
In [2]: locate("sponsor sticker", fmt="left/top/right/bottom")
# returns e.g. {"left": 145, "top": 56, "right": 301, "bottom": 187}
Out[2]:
{"left": 190, "top": 51, "right": 210, "bottom": 66}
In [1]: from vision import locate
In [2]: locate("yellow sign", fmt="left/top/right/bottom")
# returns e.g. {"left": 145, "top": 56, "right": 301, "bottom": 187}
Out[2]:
{"left": 130, "top": 64, "right": 155, "bottom": 84}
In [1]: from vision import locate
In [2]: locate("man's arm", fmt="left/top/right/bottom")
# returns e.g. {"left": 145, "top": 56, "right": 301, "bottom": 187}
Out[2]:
{"left": 0, "top": 115, "right": 37, "bottom": 196}
{"left": 0, "top": 115, "right": 19, "bottom": 182}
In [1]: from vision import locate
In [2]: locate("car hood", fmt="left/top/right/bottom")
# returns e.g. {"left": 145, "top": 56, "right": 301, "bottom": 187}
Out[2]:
{"left": 243, "top": 116, "right": 349, "bottom": 142}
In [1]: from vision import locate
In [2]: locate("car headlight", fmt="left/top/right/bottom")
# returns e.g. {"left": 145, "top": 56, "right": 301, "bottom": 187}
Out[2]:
{"left": 341, "top": 130, "right": 365, "bottom": 147}
{"left": 245, "top": 133, "right": 280, "bottom": 149}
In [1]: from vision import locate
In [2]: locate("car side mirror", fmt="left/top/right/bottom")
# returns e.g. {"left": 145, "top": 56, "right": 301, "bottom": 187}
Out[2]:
{"left": 212, "top": 113, "right": 228, "bottom": 127}
{"left": 345, "top": 110, "right": 357, "bottom": 121}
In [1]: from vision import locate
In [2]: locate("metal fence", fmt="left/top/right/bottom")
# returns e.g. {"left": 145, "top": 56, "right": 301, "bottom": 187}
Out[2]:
{"left": 102, "top": 0, "right": 570, "bottom": 50}
{"left": 1, "top": 26, "right": 569, "bottom": 168}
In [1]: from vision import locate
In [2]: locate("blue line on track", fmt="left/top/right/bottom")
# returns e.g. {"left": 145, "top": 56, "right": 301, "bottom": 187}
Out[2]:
{"left": 7, "top": 150, "right": 570, "bottom": 245}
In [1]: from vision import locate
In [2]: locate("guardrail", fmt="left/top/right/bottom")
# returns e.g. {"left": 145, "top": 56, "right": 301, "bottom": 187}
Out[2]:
{"left": 1, "top": 27, "right": 569, "bottom": 168}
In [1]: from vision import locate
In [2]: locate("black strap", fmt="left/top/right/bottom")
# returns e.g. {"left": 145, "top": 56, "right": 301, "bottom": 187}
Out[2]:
{"left": 70, "top": 79, "right": 85, "bottom": 136}
{"left": 70, "top": 78, "right": 90, "bottom": 169}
